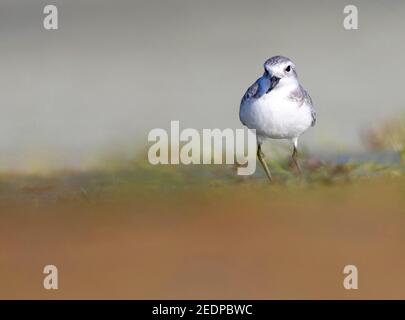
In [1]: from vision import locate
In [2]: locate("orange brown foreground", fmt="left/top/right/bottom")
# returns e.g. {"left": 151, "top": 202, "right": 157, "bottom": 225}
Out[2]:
{"left": 1, "top": 176, "right": 405, "bottom": 299}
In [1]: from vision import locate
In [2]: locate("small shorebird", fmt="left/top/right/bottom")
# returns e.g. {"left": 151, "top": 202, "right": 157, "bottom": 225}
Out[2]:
{"left": 240, "top": 56, "right": 316, "bottom": 181}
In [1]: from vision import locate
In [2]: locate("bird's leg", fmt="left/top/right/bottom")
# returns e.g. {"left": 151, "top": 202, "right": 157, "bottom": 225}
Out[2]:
{"left": 292, "top": 145, "right": 302, "bottom": 175}
{"left": 257, "top": 144, "right": 273, "bottom": 182}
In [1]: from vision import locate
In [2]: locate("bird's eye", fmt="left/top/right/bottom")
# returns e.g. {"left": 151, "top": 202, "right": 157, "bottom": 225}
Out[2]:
{"left": 285, "top": 65, "right": 291, "bottom": 72}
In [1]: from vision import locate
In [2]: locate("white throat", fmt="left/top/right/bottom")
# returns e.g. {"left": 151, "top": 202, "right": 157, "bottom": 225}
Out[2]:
{"left": 275, "top": 77, "right": 299, "bottom": 93}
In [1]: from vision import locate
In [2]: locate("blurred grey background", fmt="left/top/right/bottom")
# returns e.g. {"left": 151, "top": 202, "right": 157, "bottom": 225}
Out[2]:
{"left": 0, "top": 0, "right": 404, "bottom": 171}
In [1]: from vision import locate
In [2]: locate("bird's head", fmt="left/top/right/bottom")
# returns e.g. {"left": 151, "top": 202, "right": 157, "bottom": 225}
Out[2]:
{"left": 263, "top": 56, "right": 297, "bottom": 92}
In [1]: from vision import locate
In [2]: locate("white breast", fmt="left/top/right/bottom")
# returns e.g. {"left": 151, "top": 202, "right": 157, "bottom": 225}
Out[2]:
{"left": 240, "top": 86, "right": 313, "bottom": 140}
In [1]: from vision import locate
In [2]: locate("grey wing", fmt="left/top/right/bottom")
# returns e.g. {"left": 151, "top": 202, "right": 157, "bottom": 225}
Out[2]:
{"left": 310, "top": 106, "right": 316, "bottom": 127}
{"left": 240, "top": 77, "right": 271, "bottom": 126}
{"left": 240, "top": 76, "right": 270, "bottom": 106}
{"left": 288, "top": 85, "right": 316, "bottom": 127}
{"left": 301, "top": 86, "right": 316, "bottom": 127}
{"left": 304, "top": 91, "right": 316, "bottom": 127}
{"left": 240, "top": 80, "right": 261, "bottom": 126}
{"left": 240, "top": 83, "right": 258, "bottom": 126}
{"left": 241, "top": 81, "right": 259, "bottom": 106}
